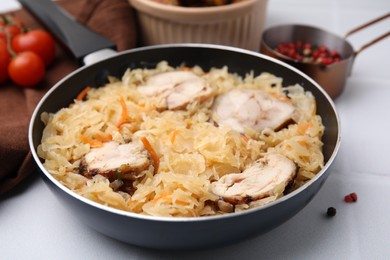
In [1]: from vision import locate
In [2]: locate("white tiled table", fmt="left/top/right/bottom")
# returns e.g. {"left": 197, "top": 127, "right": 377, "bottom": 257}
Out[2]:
{"left": 1, "top": 0, "right": 390, "bottom": 259}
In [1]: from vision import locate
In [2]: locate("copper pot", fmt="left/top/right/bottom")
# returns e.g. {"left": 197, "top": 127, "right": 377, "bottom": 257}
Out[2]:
{"left": 260, "top": 13, "right": 390, "bottom": 99}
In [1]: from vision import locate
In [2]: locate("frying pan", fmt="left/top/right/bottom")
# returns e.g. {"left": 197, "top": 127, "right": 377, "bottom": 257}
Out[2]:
{"left": 23, "top": 0, "right": 341, "bottom": 249}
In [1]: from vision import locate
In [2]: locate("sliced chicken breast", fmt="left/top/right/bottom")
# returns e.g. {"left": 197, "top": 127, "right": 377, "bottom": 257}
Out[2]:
{"left": 210, "top": 153, "right": 296, "bottom": 205}
{"left": 138, "top": 71, "right": 212, "bottom": 110}
{"left": 79, "top": 141, "right": 151, "bottom": 181}
{"left": 212, "top": 89, "right": 295, "bottom": 133}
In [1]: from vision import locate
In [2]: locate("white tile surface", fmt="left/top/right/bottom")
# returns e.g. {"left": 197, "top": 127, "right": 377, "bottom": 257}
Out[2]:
{"left": 1, "top": 0, "right": 390, "bottom": 259}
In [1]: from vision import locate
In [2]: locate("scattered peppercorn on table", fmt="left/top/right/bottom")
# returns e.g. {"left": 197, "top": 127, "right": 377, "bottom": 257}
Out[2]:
{"left": 1, "top": 0, "right": 390, "bottom": 258}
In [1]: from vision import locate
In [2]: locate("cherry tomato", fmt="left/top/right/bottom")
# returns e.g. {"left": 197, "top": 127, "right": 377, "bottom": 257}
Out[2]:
{"left": 12, "top": 29, "right": 56, "bottom": 65}
{"left": 8, "top": 51, "right": 45, "bottom": 88}
{"left": 0, "top": 41, "right": 11, "bottom": 84}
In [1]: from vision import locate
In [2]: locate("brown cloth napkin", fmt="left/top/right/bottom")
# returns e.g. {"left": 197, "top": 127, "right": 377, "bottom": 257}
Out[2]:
{"left": 0, "top": 0, "right": 137, "bottom": 195}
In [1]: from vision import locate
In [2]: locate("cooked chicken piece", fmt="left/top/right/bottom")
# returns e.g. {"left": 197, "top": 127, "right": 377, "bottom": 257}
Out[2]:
{"left": 212, "top": 89, "right": 295, "bottom": 133}
{"left": 79, "top": 141, "right": 151, "bottom": 182}
{"left": 210, "top": 153, "right": 296, "bottom": 204}
{"left": 138, "top": 71, "right": 212, "bottom": 110}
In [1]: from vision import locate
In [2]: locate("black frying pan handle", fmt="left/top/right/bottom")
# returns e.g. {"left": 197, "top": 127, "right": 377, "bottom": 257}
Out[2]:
{"left": 18, "top": 0, "right": 117, "bottom": 63}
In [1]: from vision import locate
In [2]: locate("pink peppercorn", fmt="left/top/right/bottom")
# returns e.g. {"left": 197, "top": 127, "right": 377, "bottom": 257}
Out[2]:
{"left": 275, "top": 41, "right": 342, "bottom": 65}
{"left": 344, "top": 192, "right": 358, "bottom": 203}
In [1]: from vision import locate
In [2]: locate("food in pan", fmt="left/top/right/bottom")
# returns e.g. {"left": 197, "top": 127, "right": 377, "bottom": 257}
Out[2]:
{"left": 38, "top": 61, "right": 324, "bottom": 217}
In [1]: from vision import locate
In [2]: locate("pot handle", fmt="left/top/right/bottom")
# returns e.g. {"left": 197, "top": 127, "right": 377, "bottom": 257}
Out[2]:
{"left": 344, "top": 12, "right": 390, "bottom": 57}
{"left": 18, "top": 0, "right": 117, "bottom": 64}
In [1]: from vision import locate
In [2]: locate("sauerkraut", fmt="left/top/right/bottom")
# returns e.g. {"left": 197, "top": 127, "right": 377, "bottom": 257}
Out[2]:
{"left": 38, "top": 61, "right": 324, "bottom": 217}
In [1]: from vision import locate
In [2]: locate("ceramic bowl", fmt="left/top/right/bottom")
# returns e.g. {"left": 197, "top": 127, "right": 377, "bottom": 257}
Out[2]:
{"left": 129, "top": 0, "right": 268, "bottom": 51}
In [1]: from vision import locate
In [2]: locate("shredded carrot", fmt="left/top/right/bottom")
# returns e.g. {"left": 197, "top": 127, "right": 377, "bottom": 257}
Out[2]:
{"left": 81, "top": 135, "right": 103, "bottom": 148}
{"left": 151, "top": 192, "right": 171, "bottom": 205}
{"left": 95, "top": 133, "right": 112, "bottom": 142}
{"left": 76, "top": 86, "right": 92, "bottom": 101}
{"left": 297, "top": 122, "right": 313, "bottom": 134}
{"left": 138, "top": 102, "right": 145, "bottom": 108}
{"left": 117, "top": 96, "right": 128, "bottom": 128}
{"left": 155, "top": 192, "right": 171, "bottom": 200}
{"left": 298, "top": 139, "right": 310, "bottom": 148}
{"left": 175, "top": 198, "right": 190, "bottom": 206}
{"left": 141, "top": 136, "right": 160, "bottom": 174}
{"left": 170, "top": 129, "right": 181, "bottom": 144}
{"left": 240, "top": 133, "right": 249, "bottom": 142}
{"left": 180, "top": 66, "right": 191, "bottom": 71}
{"left": 152, "top": 192, "right": 190, "bottom": 206}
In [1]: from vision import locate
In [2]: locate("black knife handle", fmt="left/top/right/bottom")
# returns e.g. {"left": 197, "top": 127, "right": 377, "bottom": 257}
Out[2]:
{"left": 18, "top": 0, "right": 117, "bottom": 64}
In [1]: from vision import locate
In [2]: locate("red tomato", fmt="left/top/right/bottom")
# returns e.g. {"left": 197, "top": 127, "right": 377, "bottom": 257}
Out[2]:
{"left": 8, "top": 51, "right": 45, "bottom": 88}
{"left": 0, "top": 41, "right": 11, "bottom": 84}
{"left": 12, "top": 29, "right": 56, "bottom": 65}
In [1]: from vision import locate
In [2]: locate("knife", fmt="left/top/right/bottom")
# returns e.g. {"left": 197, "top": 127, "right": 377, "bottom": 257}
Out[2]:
{"left": 18, "top": 0, "right": 117, "bottom": 65}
